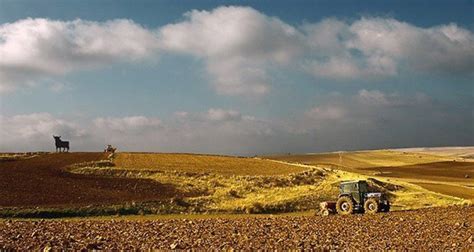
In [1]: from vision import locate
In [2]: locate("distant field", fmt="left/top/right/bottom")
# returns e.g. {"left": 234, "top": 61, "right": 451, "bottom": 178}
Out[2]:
{"left": 394, "top": 146, "right": 474, "bottom": 160}
{"left": 264, "top": 150, "right": 451, "bottom": 170}
{"left": 264, "top": 148, "right": 474, "bottom": 201}
{"left": 413, "top": 183, "right": 474, "bottom": 200}
{"left": 114, "top": 153, "right": 306, "bottom": 176}
{"left": 363, "top": 161, "right": 474, "bottom": 182}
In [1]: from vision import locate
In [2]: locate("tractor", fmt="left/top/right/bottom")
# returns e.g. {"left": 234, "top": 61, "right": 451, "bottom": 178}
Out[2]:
{"left": 319, "top": 180, "right": 390, "bottom": 216}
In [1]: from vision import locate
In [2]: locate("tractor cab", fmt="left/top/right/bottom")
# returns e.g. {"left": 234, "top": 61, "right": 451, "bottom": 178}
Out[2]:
{"left": 340, "top": 180, "right": 370, "bottom": 203}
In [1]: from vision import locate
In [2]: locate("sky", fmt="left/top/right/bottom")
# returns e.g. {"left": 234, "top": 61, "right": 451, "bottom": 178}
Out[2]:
{"left": 0, "top": 0, "right": 473, "bottom": 155}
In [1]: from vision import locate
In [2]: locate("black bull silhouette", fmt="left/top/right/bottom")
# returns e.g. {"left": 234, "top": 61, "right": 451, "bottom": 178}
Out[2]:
{"left": 53, "top": 135, "right": 69, "bottom": 152}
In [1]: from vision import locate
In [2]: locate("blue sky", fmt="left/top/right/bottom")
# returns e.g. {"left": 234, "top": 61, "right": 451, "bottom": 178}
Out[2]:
{"left": 0, "top": 0, "right": 473, "bottom": 154}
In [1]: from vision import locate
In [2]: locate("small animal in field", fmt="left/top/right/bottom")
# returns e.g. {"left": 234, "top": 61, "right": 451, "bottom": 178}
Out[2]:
{"left": 53, "top": 135, "right": 69, "bottom": 152}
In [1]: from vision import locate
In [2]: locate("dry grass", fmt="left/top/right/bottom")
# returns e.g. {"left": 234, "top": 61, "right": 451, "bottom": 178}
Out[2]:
{"left": 71, "top": 149, "right": 472, "bottom": 215}
{"left": 265, "top": 149, "right": 474, "bottom": 204}
{"left": 114, "top": 153, "right": 306, "bottom": 176}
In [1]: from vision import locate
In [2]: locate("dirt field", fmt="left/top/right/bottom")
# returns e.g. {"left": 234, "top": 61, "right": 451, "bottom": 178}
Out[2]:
{"left": 0, "top": 206, "right": 471, "bottom": 250}
{"left": 0, "top": 153, "right": 187, "bottom": 208}
{"left": 114, "top": 153, "right": 306, "bottom": 176}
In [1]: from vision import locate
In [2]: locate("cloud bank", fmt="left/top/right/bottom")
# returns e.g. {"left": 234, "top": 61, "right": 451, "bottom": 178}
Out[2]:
{"left": 1, "top": 90, "right": 472, "bottom": 154}
{"left": 1, "top": 6, "right": 473, "bottom": 94}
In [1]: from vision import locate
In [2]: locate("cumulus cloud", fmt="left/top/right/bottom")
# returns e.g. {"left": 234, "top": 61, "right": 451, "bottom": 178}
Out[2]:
{"left": 306, "top": 18, "right": 474, "bottom": 79}
{"left": 0, "top": 18, "right": 159, "bottom": 92}
{"left": 158, "top": 8, "right": 473, "bottom": 85}
{"left": 158, "top": 6, "right": 303, "bottom": 96}
{"left": 1, "top": 7, "right": 473, "bottom": 95}
{"left": 94, "top": 116, "right": 161, "bottom": 132}
{"left": 206, "top": 108, "right": 242, "bottom": 121}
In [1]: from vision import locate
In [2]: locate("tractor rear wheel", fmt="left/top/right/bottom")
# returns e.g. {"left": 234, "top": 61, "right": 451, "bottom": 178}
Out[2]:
{"left": 336, "top": 196, "right": 354, "bottom": 215}
{"left": 364, "top": 198, "right": 379, "bottom": 214}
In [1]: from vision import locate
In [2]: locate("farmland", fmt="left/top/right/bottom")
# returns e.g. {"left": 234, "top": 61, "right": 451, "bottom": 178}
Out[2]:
{"left": 1, "top": 148, "right": 472, "bottom": 218}
{"left": 0, "top": 148, "right": 473, "bottom": 249}
{"left": 1, "top": 206, "right": 472, "bottom": 250}
{"left": 0, "top": 153, "right": 191, "bottom": 210}
{"left": 264, "top": 149, "right": 474, "bottom": 202}
{"left": 114, "top": 153, "right": 306, "bottom": 175}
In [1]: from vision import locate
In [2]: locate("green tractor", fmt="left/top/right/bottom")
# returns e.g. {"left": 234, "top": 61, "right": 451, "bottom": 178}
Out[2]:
{"left": 319, "top": 180, "right": 390, "bottom": 215}
{"left": 337, "top": 180, "right": 390, "bottom": 214}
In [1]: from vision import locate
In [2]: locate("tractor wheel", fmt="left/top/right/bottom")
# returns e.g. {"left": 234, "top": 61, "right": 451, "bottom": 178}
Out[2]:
{"left": 364, "top": 198, "right": 379, "bottom": 214}
{"left": 336, "top": 196, "right": 354, "bottom": 215}
{"left": 321, "top": 209, "right": 330, "bottom": 216}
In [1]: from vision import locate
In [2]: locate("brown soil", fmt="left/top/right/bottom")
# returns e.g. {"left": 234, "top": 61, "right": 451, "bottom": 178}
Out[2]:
{"left": 0, "top": 153, "right": 187, "bottom": 208}
{"left": 0, "top": 206, "right": 472, "bottom": 250}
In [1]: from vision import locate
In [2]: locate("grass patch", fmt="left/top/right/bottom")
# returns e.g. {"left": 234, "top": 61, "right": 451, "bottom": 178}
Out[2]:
{"left": 71, "top": 165, "right": 330, "bottom": 214}
{"left": 0, "top": 201, "right": 190, "bottom": 219}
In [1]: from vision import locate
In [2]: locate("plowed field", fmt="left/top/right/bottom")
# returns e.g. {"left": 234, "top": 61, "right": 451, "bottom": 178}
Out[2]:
{"left": 0, "top": 153, "right": 185, "bottom": 208}
{"left": 0, "top": 206, "right": 472, "bottom": 250}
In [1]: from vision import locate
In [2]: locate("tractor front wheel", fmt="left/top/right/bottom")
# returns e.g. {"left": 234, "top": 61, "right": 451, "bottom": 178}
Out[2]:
{"left": 336, "top": 196, "right": 354, "bottom": 215}
{"left": 364, "top": 198, "right": 379, "bottom": 214}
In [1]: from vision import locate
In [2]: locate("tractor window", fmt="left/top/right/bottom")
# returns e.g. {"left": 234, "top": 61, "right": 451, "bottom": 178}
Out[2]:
{"left": 341, "top": 183, "right": 354, "bottom": 193}
{"left": 359, "top": 182, "right": 368, "bottom": 193}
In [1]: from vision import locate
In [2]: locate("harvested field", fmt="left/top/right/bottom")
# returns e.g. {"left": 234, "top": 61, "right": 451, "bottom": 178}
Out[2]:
{"left": 265, "top": 149, "right": 474, "bottom": 201}
{"left": 364, "top": 161, "right": 474, "bottom": 182}
{"left": 114, "top": 153, "right": 306, "bottom": 176}
{"left": 264, "top": 150, "right": 452, "bottom": 171}
{"left": 414, "top": 183, "right": 474, "bottom": 200}
{"left": 0, "top": 206, "right": 472, "bottom": 250}
{"left": 0, "top": 153, "right": 187, "bottom": 208}
{"left": 394, "top": 146, "right": 474, "bottom": 160}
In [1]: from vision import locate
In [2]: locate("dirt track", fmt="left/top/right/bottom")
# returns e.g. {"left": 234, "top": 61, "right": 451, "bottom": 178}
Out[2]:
{"left": 1, "top": 206, "right": 472, "bottom": 250}
{"left": 0, "top": 153, "right": 184, "bottom": 207}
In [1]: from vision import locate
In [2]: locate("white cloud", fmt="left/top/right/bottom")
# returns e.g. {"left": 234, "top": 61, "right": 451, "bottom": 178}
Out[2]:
{"left": 357, "top": 89, "right": 392, "bottom": 105}
{"left": 0, "top": 113, "right": 81, "bottom": 138}
{"left": 0, "top": 18, "right": 159, "bottom": 92}
{"left": 158, "top": 6, "right": 303, "bottom": 96}
{"left": 1, "top": 8, "right": 472, "bottom": 95}
{"left": 206, "top": 108, "right": 242, "bottom": 121}
{"left": 0, "top": 113, "right": 84, "bottom": 151}
{"left": 305, "top": 105, "right": 346, "bottom": 120}
{"left": 305, "top": 17, "right": 474, "bottom": 79}
{"left": 94, "top": 116, "right": 161, "bottom": 132}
